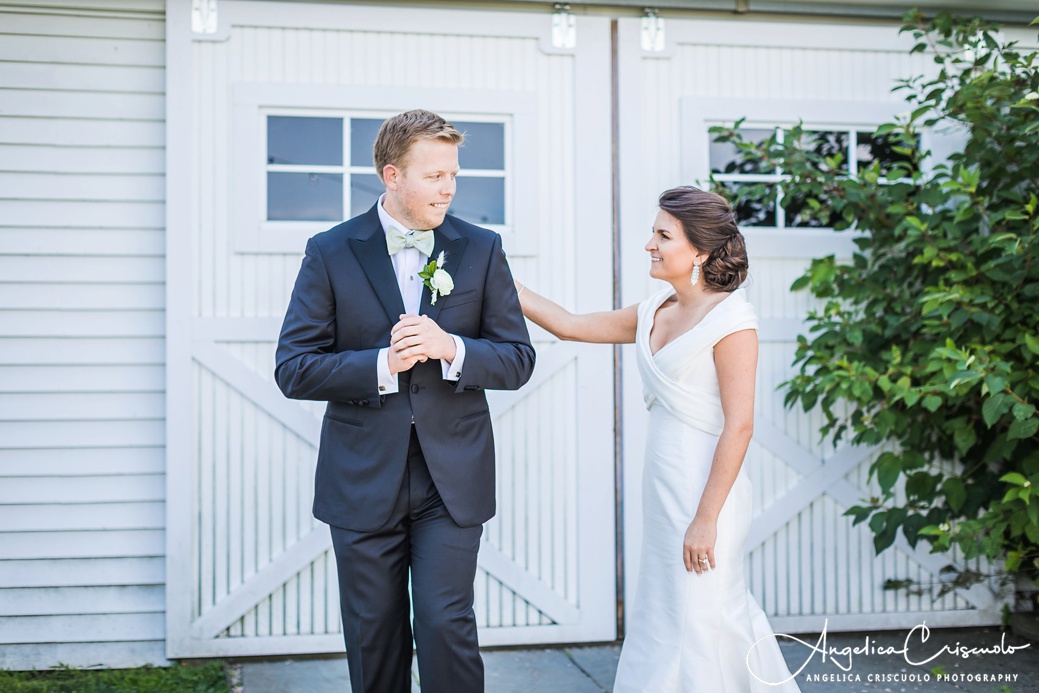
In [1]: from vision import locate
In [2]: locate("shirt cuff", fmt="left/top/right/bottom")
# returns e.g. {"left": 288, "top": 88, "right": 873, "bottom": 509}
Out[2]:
{"left": 377, "top": 347, "right": 400, "bottom": 395}
{"left": 442, "top": 335, "right": 465, "bottom": 381}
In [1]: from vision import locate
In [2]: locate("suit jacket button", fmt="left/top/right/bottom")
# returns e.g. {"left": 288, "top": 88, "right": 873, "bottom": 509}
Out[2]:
{"left": 411, "top": 384, "right": 420, "bottom": 394}
{"left": 360, "top": 399, "right": 369, "bottom": 406}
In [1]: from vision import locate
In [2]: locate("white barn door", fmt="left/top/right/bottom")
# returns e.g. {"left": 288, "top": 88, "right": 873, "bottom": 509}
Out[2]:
{"left": 616, "top": 16, "right": 1001, "bottom": 633}
{"left": 166, "top": 1, "right": 615, "bottom": 658}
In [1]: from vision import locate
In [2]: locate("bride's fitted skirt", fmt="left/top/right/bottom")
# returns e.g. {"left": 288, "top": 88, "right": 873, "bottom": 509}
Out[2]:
{"left": 614, "top": 407, "right": 800, "bottom": 693}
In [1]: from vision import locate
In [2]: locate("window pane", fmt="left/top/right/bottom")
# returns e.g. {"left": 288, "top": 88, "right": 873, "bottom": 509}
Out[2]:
{"left": 710, "top": 129, "right": 773, "bottom": 174}
{"left": 454, "top": 121, "right": 505, "bottom": 170}
{"left": 350, "top": 173, "right": 384, "bottom": 218}
{"left": 268, "top": 116, "right": 342, "bottom": 166}
{"left": 857, "top": 131, "right": 917, "bottom": 177}
{"left": 720, "top": 182, "right": 776, "bottom": 227}
{"left": 267, "top": 172, "right": 343, "bottom": 221}
{"left": 797, "top": 130, "right": 849, "bottom": 173}
{"left": 784, "top": 192, "right": 829, "bottom": 228}
{"left": 450, "top": 176, "right": 505, "bottom": 225}
{"left": 350, "top": 118, "right": 383, "bottom": 167}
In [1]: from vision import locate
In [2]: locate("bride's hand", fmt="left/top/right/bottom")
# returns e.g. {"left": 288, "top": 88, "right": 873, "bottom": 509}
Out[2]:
{"left": 683, "top": 517, "right": 717, "bottom": 575}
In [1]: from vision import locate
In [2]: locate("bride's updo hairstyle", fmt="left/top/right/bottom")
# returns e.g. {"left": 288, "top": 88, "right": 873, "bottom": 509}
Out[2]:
{"left": 658, "top": 186, "right": 749, "bottom": 292}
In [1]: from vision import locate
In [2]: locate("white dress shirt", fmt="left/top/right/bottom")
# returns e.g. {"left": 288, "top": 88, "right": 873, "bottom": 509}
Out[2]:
{"left": 376, "top": 195, "right": 466, "bottom": 395}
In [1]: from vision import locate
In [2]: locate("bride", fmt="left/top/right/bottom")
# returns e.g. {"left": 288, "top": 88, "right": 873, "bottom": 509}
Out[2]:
{"left": 516, "top": 186, "right": 800, "bottom": 692}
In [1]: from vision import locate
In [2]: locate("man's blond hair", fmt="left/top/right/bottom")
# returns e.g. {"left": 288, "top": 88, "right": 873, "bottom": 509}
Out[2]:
{"left": 374, "top": 110, "right": 464, "bottom": 181}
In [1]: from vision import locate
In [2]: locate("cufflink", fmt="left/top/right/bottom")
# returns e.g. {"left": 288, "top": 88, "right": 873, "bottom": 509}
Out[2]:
{"left": 379, "top": 385, "right": 387, "bottom": 392}
{"left": 453, "top": 372, "right": 461, "bottom": 378}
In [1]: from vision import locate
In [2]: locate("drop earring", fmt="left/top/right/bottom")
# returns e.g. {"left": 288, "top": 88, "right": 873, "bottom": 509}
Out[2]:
{"left": 690, "top": 262, "right": 701, "bottom": 286}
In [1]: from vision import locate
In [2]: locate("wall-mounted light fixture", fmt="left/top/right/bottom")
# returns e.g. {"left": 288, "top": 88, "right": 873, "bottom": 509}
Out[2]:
{"left": 641, "top": 8, "right": 665, "bottom": 53}
{"left": 192, "top": 0, "right": 218, "bottom": 34}
{"left": 552, "top": 3, "right": 577, "bottom": 50}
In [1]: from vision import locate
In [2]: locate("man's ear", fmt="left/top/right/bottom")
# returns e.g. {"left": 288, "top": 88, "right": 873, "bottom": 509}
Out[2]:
{"left": 382, "top": 164, "right": 400, "bottom": 191}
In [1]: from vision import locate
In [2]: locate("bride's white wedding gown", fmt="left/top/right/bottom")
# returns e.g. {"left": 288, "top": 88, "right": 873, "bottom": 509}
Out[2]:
{"left": 613, "top": 287, "right": 801, "bottom": 693}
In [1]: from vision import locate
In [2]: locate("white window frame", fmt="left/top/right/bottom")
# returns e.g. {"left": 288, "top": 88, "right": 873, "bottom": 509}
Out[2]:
{"left": 681, "top": 98, "right": 929, "bottom": 257}
{"left": 232, "top": 83, "right": 538, "bottom": 255}
{"left": 710, "top": 124, "right": 915, "bottom": 230}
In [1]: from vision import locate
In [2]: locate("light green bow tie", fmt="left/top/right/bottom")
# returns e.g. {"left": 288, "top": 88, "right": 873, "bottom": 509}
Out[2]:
{"left": 386, "top": 226, "right": 434, "bottom": 257}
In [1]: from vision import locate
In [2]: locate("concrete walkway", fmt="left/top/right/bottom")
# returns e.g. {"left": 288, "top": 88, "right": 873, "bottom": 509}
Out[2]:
{"left": 239, "top": 626, "right": 1039, "bottom": 692}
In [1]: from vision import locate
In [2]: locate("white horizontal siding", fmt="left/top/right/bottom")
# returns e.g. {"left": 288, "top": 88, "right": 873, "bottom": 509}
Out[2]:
{"left": 0, "top": 613, "right": 164, "bottom": 644}
{"left": 0, "top": 641, "right": 167, "bottom": 670}
{"left": 0, "top": 557, "right": 164, "bottom": 587}
{"left": 0, "top": 420, "right": 165, "bottom": 448}
{"left": 1, "top": 585, "right": 164, "bottom": 616}
{"left": 0, "top": 475, "right": 165, "bottom": 504}
{"left": 0, "top": 0, "right": 168, "bottom": 670}
{"left": 0, "top": 503, "right": 165, "bottom": 531}
{"left": 0, "top": 146, "right": 164, "bottom": 175}
{"left": 3, "top": 530, "right": 164, "bottom": 560}
{"left": 0, "top": 116, "right": 165, "bottom": 147}
{"left": 0, "top": 364, "right": 165, "bottom": 391}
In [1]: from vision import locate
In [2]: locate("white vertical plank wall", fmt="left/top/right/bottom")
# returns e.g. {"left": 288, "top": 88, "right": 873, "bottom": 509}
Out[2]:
{"left": 0, "top": 0, "right": 169, "bottom": 669}
{"left": 166, "top": 0, "right": 615, "bottom": 657}
{"left": 617, "top": 16, "right": 1003, "bottom": 634}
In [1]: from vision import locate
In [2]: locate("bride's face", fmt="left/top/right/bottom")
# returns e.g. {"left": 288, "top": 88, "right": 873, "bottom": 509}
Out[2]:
{"left": 646, "top": 209, "right": 702, "bottom": 283}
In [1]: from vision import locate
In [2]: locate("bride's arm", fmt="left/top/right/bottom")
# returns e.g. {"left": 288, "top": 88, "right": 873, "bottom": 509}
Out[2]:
{"left": 514, "top": 280, "right": 637, "bottom": 344}
{"left": 683, "top": 328, "right": 758, "bottom": 574}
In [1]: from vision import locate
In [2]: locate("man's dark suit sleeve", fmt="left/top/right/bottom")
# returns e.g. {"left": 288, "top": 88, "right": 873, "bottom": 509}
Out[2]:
{"left": 275, "top": 237, "right": 382, "bottom": 405}
{"left": 453, "top": 233, "right": 536, "bottom": 393}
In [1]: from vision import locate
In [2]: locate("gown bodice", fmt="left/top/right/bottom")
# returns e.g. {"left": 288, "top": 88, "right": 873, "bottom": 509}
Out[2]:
{"left": 635, "top": 287, "right": 759, "bottom": 436}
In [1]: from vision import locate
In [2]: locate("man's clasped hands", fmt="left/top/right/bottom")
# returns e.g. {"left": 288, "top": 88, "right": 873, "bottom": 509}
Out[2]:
{"left": 387, "top": 314, "right": 458, "bottom": 375}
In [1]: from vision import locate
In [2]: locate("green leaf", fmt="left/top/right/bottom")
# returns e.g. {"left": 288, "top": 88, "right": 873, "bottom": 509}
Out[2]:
{"left": 944, "top": 478, "right": 966, "bottom": 512}
{"left": 874, "top": 523, "right": 899, "bottom": 553}
{"left": 1025, "top": 333, "right": 1039, "bottom": 356}
{"left": 983, "top": 394, "right": 1007, "bottom": 427}
{"left": 948, "top": 370, "right": 981, "bottom": 389}
{"left": 922, "top": 395, "right": 942, "bottom": 412}
{"left": 844, "top": 505, "right": 874, "bottom": 525}
{"left": 1007, "top": 551, "right": 1022, "bottom": 572}
{"left": 1001, "top": 472, "right": 1029, "bottom": 487}
{"left": 984, "top": 374, "right": 1006, "bottom": 395}
{"left": 903, "top": 513, "right": 928, "bottom": 548}
{"left": 1009, "top": 418, "right": 1039, "bottom": 441}
{"left": 1013, "top": 403, "right": 1037, "bottom": 421}
{"left": 877, "top": 454, "right": 901, "bottom": 493}
{"left": 905, "top": 472, "right": 938, "bottom": 500}
{"left": 1026, "top": 523, "right": 1039, "bottom": 545}
{"left": 870, "top": 510, "right": 888, "bottom": 535}
{"left": 790, "top": 275, "right": 811, "bottom": 291}
{"left": 954, "top": 425, "right": 977, "bottom": 455}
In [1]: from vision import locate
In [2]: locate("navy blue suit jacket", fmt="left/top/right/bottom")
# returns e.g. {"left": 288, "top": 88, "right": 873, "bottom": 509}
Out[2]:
{"left": 275, "top": 204, "right": 535, "bottom": 531}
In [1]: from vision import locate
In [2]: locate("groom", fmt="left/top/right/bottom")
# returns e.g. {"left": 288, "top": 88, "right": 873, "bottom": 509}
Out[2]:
{"left": 275, "top": 109, "right": 535, "bottom": 693}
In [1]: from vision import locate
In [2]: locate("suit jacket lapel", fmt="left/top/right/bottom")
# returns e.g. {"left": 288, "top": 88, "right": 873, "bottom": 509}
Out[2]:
{"left": 420, "top": 217, "right": 469, "bottom": 323}
{"left": 348, "top": 205, "right": 406, "bottom": 324}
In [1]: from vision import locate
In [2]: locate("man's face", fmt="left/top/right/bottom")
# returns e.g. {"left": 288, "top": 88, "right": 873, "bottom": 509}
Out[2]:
{"left": 382, "top": 138, "right": 459, "bottom": 231}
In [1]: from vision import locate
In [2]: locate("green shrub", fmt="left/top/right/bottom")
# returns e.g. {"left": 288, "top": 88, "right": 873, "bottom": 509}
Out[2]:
{"left": 711, "top": 10, "right": 1039, "bottom": 594}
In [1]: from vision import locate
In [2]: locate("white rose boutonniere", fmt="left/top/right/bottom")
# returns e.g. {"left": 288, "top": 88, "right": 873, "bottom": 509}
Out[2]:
{"left": 419, "top": 251, "right": 454, "bottom": 305}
